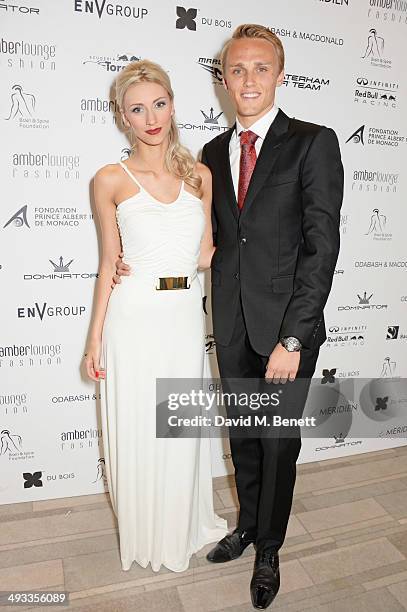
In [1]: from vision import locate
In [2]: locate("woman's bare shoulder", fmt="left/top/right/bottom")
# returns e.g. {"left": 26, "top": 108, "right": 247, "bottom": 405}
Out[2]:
{"left": 94, "top": 163, "right": 123, "bottom": 186}
{"left": 194, "top": 161, "right": 212, "bottom": 183}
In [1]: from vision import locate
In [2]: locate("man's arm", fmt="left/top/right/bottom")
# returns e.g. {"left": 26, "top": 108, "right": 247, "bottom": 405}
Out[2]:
{"left": 278, "top": 126, "right": 344, "bottom": 349}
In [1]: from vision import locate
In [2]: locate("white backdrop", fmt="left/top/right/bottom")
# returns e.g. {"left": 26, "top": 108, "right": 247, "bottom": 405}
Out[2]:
{"left": 1, "top": 0, "right": 407, "bottom": 504}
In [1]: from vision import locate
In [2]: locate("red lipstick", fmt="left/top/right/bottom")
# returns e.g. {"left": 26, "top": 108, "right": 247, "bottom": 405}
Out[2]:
{"left": 146, "top": 127, "right": 162, "bottom": 135}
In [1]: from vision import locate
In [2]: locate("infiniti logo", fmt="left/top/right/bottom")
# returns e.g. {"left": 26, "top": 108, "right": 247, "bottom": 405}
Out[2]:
{"left": 357, "top": 77, "right": 368, "bottom": 85}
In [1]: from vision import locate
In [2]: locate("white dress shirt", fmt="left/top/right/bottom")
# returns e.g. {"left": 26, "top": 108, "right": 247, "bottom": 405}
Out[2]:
{"left": 229, "top": 105, "right": 279, "bottom": 198}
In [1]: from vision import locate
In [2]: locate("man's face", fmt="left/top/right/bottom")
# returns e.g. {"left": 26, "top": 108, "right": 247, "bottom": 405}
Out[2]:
{"left": 223, "top": 38, "right": 284, "bottom": 127}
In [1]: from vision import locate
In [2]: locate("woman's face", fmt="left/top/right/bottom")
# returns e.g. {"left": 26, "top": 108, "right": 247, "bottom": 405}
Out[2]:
{"left": 121, "top": 81, "right": 174, "bottom": 147}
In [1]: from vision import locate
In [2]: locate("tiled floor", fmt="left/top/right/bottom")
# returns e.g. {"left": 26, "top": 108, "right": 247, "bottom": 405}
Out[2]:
{"left": 1, "top": 445, "right": 407, "bottom": 611}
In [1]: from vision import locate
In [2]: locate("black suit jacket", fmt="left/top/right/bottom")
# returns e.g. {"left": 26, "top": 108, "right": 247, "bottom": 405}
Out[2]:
{"left": 201, "top": 109, "right": 344, "bottom": 355}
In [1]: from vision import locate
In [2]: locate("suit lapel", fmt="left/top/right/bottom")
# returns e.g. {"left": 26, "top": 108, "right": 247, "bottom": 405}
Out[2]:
{"left": 217, "top": 126, "right": 239, "bottom": 221}
{"left": 240, "top": 109, "right": 291, "bottom": 218}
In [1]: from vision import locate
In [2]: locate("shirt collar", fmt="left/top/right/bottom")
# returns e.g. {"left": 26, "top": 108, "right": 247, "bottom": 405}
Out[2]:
{"left": 234, "top": 105, "right": 279, "bottom": 143}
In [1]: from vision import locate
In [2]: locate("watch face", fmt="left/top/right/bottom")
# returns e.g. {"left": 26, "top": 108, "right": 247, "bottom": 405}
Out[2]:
{"left": 281, "top": 337, "right": 301, "bottom": 351}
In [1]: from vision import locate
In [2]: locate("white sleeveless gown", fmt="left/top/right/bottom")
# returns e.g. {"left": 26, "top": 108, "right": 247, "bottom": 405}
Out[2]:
{"left": 99, "top": 161, "right": 228, "bottom": 572}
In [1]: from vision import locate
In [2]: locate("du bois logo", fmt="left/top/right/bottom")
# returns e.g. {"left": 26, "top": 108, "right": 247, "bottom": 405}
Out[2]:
{"left": 176, "top": 6, "right": 231, "bottom": 31}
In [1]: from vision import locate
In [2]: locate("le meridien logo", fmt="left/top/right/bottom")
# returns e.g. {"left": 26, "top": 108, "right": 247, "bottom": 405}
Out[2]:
{"left": 74, "top": 0, "right": 148, "bottom": 19}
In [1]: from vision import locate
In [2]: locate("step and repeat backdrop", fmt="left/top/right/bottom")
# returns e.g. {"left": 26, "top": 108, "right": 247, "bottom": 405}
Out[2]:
{"left": 1, "top": 0, "right": 407, "bottom": 504}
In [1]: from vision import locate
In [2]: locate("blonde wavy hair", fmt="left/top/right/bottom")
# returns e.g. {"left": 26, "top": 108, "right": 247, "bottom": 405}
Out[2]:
{"left": 116, "top": 59, "right": 202, "bottom": 192}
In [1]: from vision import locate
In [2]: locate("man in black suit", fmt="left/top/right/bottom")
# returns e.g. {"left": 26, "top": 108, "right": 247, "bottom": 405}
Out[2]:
{"left": 201, "top": 24, "right": 343, "bottom": 609}
{"left": 114, "top": 24, "right": 343, "bottom": 610}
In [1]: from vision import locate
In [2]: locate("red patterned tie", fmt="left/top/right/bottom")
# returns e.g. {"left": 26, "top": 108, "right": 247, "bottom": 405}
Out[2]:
{"left": 237, "top": 130, "right": 258, "bottom": 210}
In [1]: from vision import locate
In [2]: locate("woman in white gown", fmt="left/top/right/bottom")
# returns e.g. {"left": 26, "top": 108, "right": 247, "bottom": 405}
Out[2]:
{"left": 84, "top": 60, "right": 228, "bottom": 572}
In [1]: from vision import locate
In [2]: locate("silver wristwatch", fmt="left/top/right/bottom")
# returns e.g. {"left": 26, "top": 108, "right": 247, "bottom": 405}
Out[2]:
{"left": 279, "top": 336, "right": 302, "bottom": 352}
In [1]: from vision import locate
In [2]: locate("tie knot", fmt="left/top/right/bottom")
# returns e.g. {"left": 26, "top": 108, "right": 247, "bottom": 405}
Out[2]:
{"left": 240, "top": 129, "right": 258, "bottom": 146}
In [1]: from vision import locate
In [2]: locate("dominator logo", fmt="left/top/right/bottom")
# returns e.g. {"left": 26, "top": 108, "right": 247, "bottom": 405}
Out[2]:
{"left": 338, "top": 291, "right": 387, "bottom": 311}
{"left": 200, "top": 108, "right": 223, "bottom": 125}
{"left": 49, "top": 256, "right": 74, "bottom": 272}
{"left": 176, "top": 6, "right": 197, "bottom": 30}
{"left": 357, "top": 291, "right": 373, "bottom": 304}
{"left": 23, "top": 257, "right": 98, "bottom": 281}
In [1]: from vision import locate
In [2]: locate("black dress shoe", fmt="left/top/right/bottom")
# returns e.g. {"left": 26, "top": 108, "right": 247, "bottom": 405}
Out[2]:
{"left": 250, "top": 550, "right": 280, "bottom": 609}
{"left": 206, "top": 528, "right": 256, "bottom": 563}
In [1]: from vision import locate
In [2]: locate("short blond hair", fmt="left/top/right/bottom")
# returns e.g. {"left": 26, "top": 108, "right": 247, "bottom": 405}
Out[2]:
{"left": 220, "top": 24, "right": 285, "bottom": 74}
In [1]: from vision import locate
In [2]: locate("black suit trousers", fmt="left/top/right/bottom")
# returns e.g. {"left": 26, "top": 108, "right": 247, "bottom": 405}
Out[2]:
{"left": 215, "top": 293, "right": 319, "bottom": 552}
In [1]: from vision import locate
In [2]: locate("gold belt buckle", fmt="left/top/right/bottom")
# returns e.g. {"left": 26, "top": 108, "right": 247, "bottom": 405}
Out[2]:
{"left": 156, "top": 276, "right": 190, "bottom": 290}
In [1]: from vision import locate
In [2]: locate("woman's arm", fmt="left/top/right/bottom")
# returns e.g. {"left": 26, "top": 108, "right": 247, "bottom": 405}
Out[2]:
{"left": 85, "top": 165, "right": 122, "bottom": 380}
{"left": 197, "top": 162, "right": 215, "bottom": 271}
